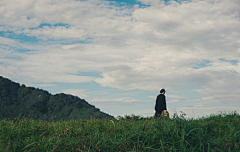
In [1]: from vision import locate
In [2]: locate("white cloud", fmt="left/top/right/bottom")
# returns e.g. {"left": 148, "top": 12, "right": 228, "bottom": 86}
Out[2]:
{"left": 133, "top": 109, "right": 155, "bottom": 115}
{"left": 0, "top": 37, "right": 18, "bottom": 45}
{"left": 23, "top": 26, "right": 88, "bottom": 40}
{"left": 136, "top": 0, "right": 164, "bottom": 6}
{"left": 91, "top": 97, "right": 139, "bottom": 106}
{"left": 0, "top": 65, "right": 17, "bottom": 77}
{"left": 1, "top": 0, "right": 240, "bottom": 110}
{"left": 61, "top": 89, "right": 89, "bottom": 99}
{"left": 35, "top": 83, "right": 56, "bottom": 87}
{"left": 148, "top": 96, "right": 156, "bottom": 99}
{"left": 94, "top": 0, "right": 240, "bottom": 104}
{"left": 167, "top": 94, "right": 188, "bottom": 103}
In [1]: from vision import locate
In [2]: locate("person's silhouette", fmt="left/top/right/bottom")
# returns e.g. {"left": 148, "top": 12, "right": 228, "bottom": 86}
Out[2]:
{"left": 155, "top": 89, "right": 167, "bottom": 118}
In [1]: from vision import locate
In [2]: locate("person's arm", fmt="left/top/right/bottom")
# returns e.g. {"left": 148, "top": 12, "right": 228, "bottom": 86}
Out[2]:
{"left": 163, "top": 95, "right": 167, "bottom": 110}
{"left": 155, "top": 96, "right": 158, "bottom": 111}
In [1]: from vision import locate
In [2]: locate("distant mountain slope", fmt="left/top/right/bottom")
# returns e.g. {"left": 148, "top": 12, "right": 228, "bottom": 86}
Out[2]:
{"left": 0, "top": 76, "right": 113, "bottom": 123}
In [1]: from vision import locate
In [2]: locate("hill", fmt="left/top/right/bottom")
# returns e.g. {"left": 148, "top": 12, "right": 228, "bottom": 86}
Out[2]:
{"left": 0, "top": 76, "right": 113, "bottom": 123}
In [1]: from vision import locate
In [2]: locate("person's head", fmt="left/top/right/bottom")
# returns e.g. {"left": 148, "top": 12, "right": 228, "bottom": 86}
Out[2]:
{"left": 160, "top": 89, "right": 165, "bottom": 94}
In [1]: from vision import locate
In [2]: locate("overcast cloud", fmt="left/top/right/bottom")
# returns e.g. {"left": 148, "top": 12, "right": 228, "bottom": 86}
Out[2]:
{"left": 0, "top": 0, "right": 240, "bottom": 118}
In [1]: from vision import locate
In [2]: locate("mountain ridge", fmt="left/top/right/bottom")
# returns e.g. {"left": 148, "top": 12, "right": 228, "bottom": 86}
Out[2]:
{"left": 0, "top": 76, "right": 114, "bottom": 123}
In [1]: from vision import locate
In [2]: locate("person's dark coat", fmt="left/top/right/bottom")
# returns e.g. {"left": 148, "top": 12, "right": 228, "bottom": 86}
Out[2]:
{"left": 155, "top": 94, "right": 167, "bottom": 115}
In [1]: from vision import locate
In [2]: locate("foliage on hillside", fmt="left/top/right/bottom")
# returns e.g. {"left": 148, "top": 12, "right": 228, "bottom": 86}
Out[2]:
{"left": 0, "top": 76, "right": 113, "bottom": 123}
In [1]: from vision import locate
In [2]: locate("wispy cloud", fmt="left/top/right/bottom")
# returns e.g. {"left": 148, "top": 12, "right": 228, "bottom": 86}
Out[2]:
{"left": 0, "top": 0, "right": 239, "bottom": 117}
{"left": 61, "top": 89, "right": 89, "bottom": 99}
{"left": 91, "top": 97, "right": 139, "bottom": 106}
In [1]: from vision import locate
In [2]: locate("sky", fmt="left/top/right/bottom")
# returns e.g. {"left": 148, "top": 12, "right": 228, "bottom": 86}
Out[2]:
{"left": 0, "top": 0, "right": 240, "bottom": 119}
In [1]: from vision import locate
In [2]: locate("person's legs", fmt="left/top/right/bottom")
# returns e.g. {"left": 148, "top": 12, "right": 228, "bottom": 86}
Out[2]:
{"left": 155, "top": 113, "right": 161, "bottom": 118}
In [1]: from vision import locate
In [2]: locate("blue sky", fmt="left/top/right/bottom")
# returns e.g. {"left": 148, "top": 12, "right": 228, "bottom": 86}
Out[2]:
{"left": 1, "top": 0, "right": 240, "bottom": 119}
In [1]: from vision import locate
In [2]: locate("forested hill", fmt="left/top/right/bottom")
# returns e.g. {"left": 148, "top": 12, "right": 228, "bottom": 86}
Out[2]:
{"left": 0, "top": 76, "right": 113, "bottom": 123}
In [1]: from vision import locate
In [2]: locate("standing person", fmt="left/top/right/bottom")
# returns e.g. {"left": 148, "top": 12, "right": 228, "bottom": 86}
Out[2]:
{"left": 155, "top": 89, "right": 168, "bottom": 118}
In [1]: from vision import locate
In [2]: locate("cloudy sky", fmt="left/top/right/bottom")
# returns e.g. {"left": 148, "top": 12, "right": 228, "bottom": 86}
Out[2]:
{"left": 1, "top": 0, "right": 240, "bottom": 119}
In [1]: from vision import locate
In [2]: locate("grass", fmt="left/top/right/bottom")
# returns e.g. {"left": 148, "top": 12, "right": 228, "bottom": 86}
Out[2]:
{"left": 0, "top": 111, "right": 239, "bottom": 152}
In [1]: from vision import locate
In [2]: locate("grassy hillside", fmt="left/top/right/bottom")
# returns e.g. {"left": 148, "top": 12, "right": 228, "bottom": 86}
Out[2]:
{"left": 0, "top": 111, "right": 239, "bottom": 151}
{"left": 0, "top": 76, "right": 113, "bottom": 123}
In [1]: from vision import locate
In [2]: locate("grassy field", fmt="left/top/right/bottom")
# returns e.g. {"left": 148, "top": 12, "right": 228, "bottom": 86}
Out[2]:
{"left": 0, "top": 111, "right": 239, "bottom": 152}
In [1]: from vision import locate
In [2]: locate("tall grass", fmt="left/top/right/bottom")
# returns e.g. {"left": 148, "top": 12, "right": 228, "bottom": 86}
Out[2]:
{"left": 0, "top": 111, "right": 239, "bottom": 152}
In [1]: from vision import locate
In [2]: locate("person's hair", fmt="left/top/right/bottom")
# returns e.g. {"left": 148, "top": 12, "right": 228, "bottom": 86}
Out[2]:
{"left": 160, "top": 89, "right": 165, "bottom": 93}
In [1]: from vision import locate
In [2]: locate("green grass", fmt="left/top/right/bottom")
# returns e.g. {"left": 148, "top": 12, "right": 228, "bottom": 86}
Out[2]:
{"left": 0, "top": 111, "right": 239, "bottom": 152}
